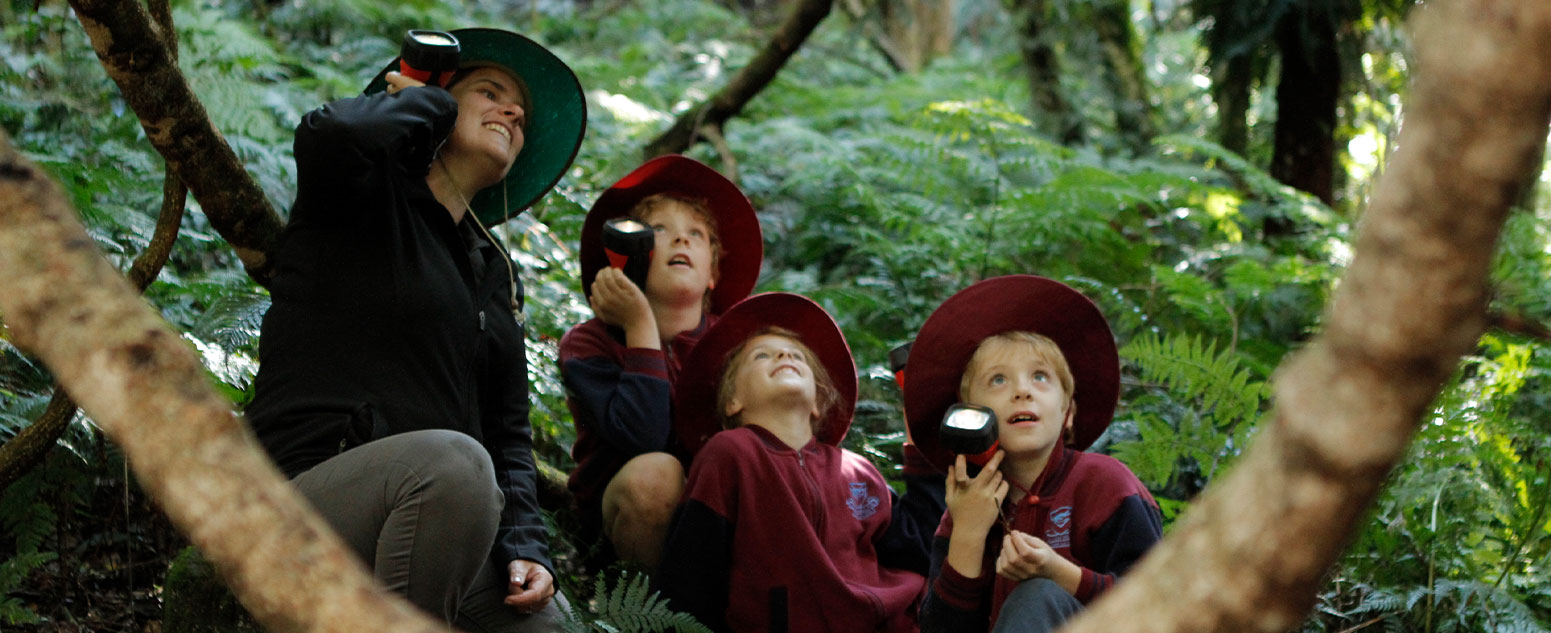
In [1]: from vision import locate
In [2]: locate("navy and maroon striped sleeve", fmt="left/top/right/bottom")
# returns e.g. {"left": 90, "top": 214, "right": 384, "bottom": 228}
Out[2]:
{"left": 1073, "top": 492, "right": 1162, "bottom": 603}
{"left": 559, "top": 321, "right": 674, "bottom": 456}
{"left": 919, "top": 514, "right": 993, "bottom": 633}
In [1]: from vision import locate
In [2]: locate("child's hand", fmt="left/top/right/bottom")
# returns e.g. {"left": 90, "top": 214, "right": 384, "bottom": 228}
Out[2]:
{"left": 945, "top": 451, "right": 1008, "bottom": 535}
{"left": 591, "top": 267, "right": 655, "bottom": 334}
{"left": 995, "top": 530, "right": 1078, "bottom": 586}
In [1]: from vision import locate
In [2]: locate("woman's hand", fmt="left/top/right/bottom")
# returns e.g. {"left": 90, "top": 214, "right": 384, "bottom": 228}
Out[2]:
{"left": 384, "top": 71, "right": 427, "bottom": 95}
{"left": 945, "top": 451, "right": 1008, "bottom": 536}
{"left": 504, "top": 559, "right": 555, "bottom": 613}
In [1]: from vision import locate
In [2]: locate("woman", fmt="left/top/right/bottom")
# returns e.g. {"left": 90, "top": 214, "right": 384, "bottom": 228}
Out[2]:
{"left": 243, "top": 28, "right": 585, "bottom": 631}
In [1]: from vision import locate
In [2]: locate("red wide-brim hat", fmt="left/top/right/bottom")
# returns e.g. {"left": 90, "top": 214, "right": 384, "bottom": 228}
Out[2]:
{"left": 580, "top": 155, "right": 762, "bottom": 315}
{"left": 675, "top": 293, "right": 857, "bottom": 457}
{"left": 904, "top": 275, "right": 1120, "bottom": 470}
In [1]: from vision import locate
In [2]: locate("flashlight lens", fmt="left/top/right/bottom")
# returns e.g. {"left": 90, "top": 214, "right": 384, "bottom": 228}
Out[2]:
{"left": 945, "top": 408, "right": 991, "bottom": 430}
{"left": 609, "top": 218, "right": 649, "bottom": 233}
{"left": 410, "top": 32, "right": 457, "bottom": 47}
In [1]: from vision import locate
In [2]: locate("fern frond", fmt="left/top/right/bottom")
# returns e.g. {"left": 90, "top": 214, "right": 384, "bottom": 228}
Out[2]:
{"left": 570, "top": 571, "right": 712, "bottom": 633}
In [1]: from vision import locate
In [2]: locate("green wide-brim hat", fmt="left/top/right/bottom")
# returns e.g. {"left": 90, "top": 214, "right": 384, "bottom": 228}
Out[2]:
{"left": 364, "top": 28, "right": 587, "bottom": 226}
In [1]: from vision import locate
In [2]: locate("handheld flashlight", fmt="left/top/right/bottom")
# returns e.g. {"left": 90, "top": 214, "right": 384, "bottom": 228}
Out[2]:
{"left": 399, "top": 30, "right": 461, "bottom": 88}
{"left": 889, "top": 341, "right": 912, "bottom": 391}
{"left": 940, "top": 403, "right": 999, "bottom": 467}
{"left": 602, "top": 217, "right": 655, "bottom": 290}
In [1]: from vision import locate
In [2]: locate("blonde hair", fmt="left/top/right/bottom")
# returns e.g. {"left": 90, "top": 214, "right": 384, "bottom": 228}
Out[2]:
{"left": 958, "top": 331, "right": 1076, "bottom": 408}
{"left": 716, "top": 327, "right": 839, "bottom": 435}
{"left": 629, "top": 193, "right": 723, "bottom": 312}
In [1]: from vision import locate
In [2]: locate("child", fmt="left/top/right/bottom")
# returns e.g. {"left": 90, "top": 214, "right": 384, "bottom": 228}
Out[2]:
{"left": 561, "top": 155, "right": 762, "bottom": 567}
{"left": 906, "top": 275, "right": 1162, "bottom": 633}
{"left": 659, "top": 293, "right": 945, "bottom": 633}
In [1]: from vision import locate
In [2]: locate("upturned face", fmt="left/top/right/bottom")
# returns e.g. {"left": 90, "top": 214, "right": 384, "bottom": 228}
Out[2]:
{"left": 641, "top": 201, "right": 717, "bottom": 305}
{"left": 961, "top": 338, "right": 1073, "bottom": 460}
{"left": 723, "top": 334, "right": 819, "bottom": 420}
{"left": 446, "top": 67, "right": 527, "bottom": 187}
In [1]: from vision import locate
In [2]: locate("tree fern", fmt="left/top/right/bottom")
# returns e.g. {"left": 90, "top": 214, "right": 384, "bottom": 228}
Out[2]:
{"left": 559, "top": 571, "right": 711, "bottom": 633}
{"left": 1111, "top": 333, "right": 1268, "bottom": 491}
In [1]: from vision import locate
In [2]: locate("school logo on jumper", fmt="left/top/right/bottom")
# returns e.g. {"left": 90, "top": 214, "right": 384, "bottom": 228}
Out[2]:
{"left": 1046, "top": 505, "right": 1072, "bottom": 549}
{"left": 846, "top": 482, "right": 879, "bottom": 520}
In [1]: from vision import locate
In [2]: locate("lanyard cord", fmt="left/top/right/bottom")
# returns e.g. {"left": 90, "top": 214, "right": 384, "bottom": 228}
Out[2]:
{"left": 998, "top": 475, "right": 1039, "bottom": 533}
{"left": 439, "top": 160, "right": 520, "bottom": 316}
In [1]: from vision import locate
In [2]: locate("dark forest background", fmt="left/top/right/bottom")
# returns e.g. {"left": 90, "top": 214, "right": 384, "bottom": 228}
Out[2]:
{"left": 2, "top": 0, "right": 1549, "bottom": 630}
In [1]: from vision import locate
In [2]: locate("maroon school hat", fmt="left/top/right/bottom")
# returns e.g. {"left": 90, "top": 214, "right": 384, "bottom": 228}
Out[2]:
{"left": 675, "top": 293, "right": 857, "bottom": 457}
{"left": 580, "top": 155, "right": 762, "bottom": 315}
{"left": 904, "top": 275, "right": 1120, "bottom": 469}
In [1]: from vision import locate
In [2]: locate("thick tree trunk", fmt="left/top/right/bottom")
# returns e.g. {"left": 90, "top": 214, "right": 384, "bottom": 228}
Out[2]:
{"left": 67, "top": 0, "right": 283, "bottom": 283}
{"left": 643, "top": 0, "right": 834, "bottom": 160}
{"left": 1092, "top": 0, "right": 1156, "bottom": 154}
{"left": 1011, "top": 0, "right": 1084, "bottom": 145}
{"left": 1212, "top": 53, "right": 1253, "bottom": 156}
{"left": 1269, "top": 6, "right": 1341, "bottom": 208}
{"left": 0, "top": 132, "right": 449, "bottom": 633}
{"left": 1064, "top": 1, "right": 1551, "bottom": 631}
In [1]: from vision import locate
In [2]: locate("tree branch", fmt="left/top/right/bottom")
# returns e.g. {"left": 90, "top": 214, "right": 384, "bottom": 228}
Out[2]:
{"left": 0, "top": 0, "right": 190, "bottom": 495}
{"left": 1063, "top": 1, "right": 1551, "bottom": 631}
{"left": 0, "top": 132, "right": 448, "bottom": 633}
{"left": 67, "top": 0, "right": 282, "bottom": 284}
{"left": 1487, "top": 309, "right": 1551, "bottom": 342}
{"left": 643, "top": 0, "right": 834, "bottom": 159}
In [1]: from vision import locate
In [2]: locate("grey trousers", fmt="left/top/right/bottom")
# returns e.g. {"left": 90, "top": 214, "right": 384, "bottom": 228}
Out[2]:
{"left": 991, "top": 578, "right": 1082, "bottom": 633}
{"left": 291, "top": 429, "right": 565, "bottom": 632}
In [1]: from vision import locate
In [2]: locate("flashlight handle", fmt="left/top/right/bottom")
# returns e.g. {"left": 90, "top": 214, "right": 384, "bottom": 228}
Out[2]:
{"left": 398, "top": 59, "right": 455, "bottom": 88}
{"left": 965, "top": 441, "right": 1000, "bottom": 467}
{"left": 605, "top": 247, "right": 652, "bottom": 291}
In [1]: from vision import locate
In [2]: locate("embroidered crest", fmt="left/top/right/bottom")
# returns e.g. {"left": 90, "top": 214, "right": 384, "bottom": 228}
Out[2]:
{"left": 1045, "top": 505, "right": 1072, "bottom": 549}
{"left": 1049, "top": 506, "right": 1072, "bottom": 530}
{"left": 846, "top": 482, "right": 880, "bottom": 520}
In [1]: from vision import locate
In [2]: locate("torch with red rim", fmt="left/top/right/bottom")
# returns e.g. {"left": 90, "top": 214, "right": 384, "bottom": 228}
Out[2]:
{"left": 399, "top": 30, "right": 461, "bottom": 88}
{"left": 602, "top": 217, "right": 655, "bottom": 290}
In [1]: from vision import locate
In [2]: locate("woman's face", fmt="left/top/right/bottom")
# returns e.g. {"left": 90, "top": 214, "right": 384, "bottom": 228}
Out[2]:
{"left": 446, "top": 67, "right": 527, "bottom": 186}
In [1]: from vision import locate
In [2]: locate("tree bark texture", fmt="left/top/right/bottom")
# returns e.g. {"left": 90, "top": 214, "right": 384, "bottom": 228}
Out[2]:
{"left": 1269, "top": 5, "right": 1341, "bottom": 207}
{"left": 1092, "top": 0, "right": 1157, "bottom": 154}
{"left": 67, "top": 0, "right": 283, "bottom": 283}
{"left": 0, "top": 0, "right": 190, "bottom": 495}
{"left": 0, "top": 132, "right": 448, "bottom": 633}
{"left": 1063, "top": 2, "right": 1551, "bottom": 631}
{"left": 643, "top": 0, "right": 834, "bottom": 159}
{"left": 1011, "top": 0, "right": 1084, "bottom": 145}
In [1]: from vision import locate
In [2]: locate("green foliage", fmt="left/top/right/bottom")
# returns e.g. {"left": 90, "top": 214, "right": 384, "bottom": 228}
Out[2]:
{"left": 560, "top": 571, "right": 711, "bottom": 633}
{"left": 3, "top": 0, "right": 1551, "bottom": 631}
{"left": 1111, "top": 333, "right": 1267, "bottom": 493}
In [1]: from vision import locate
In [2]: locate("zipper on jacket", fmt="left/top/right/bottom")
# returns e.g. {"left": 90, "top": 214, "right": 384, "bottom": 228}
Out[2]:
{"left": 478, "top": 310, "right": 486, "bottom": 332}
{"left": 796, "top": 450, "right": 825, "bottom": 535}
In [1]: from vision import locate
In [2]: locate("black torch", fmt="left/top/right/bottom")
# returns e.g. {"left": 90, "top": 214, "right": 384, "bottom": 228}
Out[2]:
{"left": 400, "top": 30, "right": 461, "bottom": 88}
{"left": 602, "top": 217, "right": 655, "bottom": 290}
{"left": 940, "top": 403, "right": 1000, "bottom": 468}
{"left": 889, "top": 341, "right": 912, "bottom": 392}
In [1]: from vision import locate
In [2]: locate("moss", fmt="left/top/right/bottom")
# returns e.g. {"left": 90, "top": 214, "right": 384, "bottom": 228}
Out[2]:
{"left": 162, "top": 547, "right": 261, "bottom": 633}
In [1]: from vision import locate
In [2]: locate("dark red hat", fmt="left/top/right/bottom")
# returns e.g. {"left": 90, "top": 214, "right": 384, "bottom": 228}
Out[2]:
{"left": 904, "top": 275, "right": 1120, "bottom": 470}
{"left": 675, "top": 293, "right": 857, "bottom": 457}
{"left": 580, "top": 155, "right": 762, "bottom": 315}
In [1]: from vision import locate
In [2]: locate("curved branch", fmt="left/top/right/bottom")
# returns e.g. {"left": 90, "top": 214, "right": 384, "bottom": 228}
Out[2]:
{"left": 0, "top": 133, "right": 447, "bottom": 633}
{"left": 0, "top": 2, "right": 190, "bottom": 495}
{"left": 66, "top": 0, "right": 282, "bottom": 284}
{"left": 1064, "top": 2, "right": 1551, "bottom": 631}
{"left": 0, "top": 390, "right": 76, "bottom": 491}
{"left": 643, "top": 0, "right": 834, "bottom": 159}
